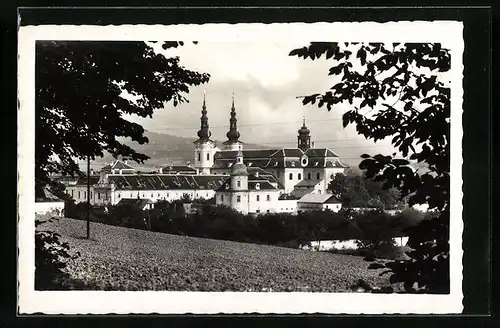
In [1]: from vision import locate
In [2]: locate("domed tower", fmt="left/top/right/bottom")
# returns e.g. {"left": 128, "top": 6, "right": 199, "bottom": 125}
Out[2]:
{"left": 230, "top": 150, "right": 248, "bottom": 190}
{"left": 229, "top": 151, "right": 248, "bottom": 213}
{"left": 297, "top": 117, "right": 311, "bottom": 152}
{"left": 193, "top": 91, "right": 217, "bottom": 175}
{"left": 223, "top": 93, "right": 243, "bottom": 151}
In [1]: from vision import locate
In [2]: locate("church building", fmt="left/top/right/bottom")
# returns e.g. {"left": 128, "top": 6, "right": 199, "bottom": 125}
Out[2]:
{"left": 193, "top": 94, "right": 348, "bottom": 200}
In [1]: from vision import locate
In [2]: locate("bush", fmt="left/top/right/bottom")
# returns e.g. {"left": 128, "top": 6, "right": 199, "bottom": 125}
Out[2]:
{"left": 35, "top": 217, "right": 80, "bottom": 290}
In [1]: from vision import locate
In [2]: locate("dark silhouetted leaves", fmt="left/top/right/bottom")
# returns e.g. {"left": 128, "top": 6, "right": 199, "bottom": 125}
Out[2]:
{"left": 36, "top": 41, "right": 210, "bottom": 187}
{"left": 290, "top": 42, "right": 451, "bottom": 293}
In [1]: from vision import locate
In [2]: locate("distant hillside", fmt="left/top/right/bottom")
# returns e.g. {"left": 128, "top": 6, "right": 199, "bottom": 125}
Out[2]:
{"left": 88, "top": 131, "right": 272, "bottom": 170}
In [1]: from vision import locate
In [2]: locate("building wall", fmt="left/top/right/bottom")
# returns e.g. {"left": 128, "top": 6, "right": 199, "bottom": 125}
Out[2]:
{"left": 322, "top": 203, "right": 342, "bottom": 212}
{"left": 276, "top": 199, "right": 298, "bottom": 214}
{"left": 229, "top": 191, "right": 250, "bottom": 214}
{"left": 111, "top": 189, "right": 215, "bottom": 205}
{"left": 35, "top": 202, "right": 65, "bottom": 216}
{"left": 194, "top": 142, "right": 218, "bottom": 175}
{"left": 247, "top": 190, "right": 280, "bottom": 214}
{"left": 283, "top": 168, "right": 304, "bottom": 194}
{"left": 297, "top": 202, "right": 342, "bottom": 212}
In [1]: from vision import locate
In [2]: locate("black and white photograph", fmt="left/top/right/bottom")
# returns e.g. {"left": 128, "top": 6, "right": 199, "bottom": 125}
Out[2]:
{"left": 17, "top": 21, "right": 464, "bottom": 314}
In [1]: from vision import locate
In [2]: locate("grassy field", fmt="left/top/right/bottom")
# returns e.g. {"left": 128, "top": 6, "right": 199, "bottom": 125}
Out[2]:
{"left": 37, "top": 217, "right": 393, "bottom": 292}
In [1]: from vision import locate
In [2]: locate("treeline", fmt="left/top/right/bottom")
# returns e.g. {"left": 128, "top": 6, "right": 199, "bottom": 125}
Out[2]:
{"left": 65, "top": 199, "right": 436, "bottom": 252}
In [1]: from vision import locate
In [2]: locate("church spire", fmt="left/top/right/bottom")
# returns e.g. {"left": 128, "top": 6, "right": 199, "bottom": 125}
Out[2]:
{"left": 226, "top": 92, "right": 240, "bottom": 142}
{"left": 297, "top": 116, "right": 311, "bottom": 152}
{"left": 196, "top": 90, "right": 211, "bottom": 141}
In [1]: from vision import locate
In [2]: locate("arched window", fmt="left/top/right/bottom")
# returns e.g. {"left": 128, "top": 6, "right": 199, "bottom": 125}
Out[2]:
{"left": 237, "top": 180, "right": 241, "bottom": 187}
{"left": 298, "top": 173, "right": 302, "bottom": 180}
{"left": 316, "top": 172, "right": 320, "bottom": 180}
{"left": 266, "top": 195, "right": 271, "bottom": 201}
{"left": 117, "top": 193, "right": 121, "bottom": 198}
{"left": 207, "top": 153, "right": 210, "bottom": 160}
{"left": 256, "top": 195, "right": 260, "bottom": 201}
{"left": 307, "top": 172, "right": 311, "bottom": 180}
{"left": 237, "top": 195, "right": 241, "bottom": 202}
{"left": 289, "top": 173, "right": 293, "bottom": 180}
{"left": 197, "top": 152, "right": 201, "bottom": 161}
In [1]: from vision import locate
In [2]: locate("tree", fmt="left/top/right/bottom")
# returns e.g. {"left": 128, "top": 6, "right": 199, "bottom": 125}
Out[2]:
{"left": 329, "top": 171, "right": 401, "bottom": 209}
{"left": 36, "top": 41, "right": 210, "bottom": 186}
{"left": 290, "top": 42, "right": 450, "bottom": 293}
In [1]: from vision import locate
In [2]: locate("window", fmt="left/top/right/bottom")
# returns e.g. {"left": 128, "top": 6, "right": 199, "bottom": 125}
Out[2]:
{"left": 316, "top": 172, "right": 320, "bottom": 180}
{"left": 158, "top": 193, "right": 160, "bottom": 197}
{"left": 267, "top": 210, "right": 270, "bottom": 213}
{"left": 266, "top": 195, "right": 271, "bottom": 201}
{"left": 151, "top": 193, "right": 154, "bottom": 198}
{"left": 237, "top": 180, "right": 241, "bottom": 187}
{"left": 84, "top": 191, "right": 87, "bottom": 199}
{"left": 318, "top": 190, "right": 322, "bottom": 194}
{"left": 207, "top": 153, "right": 210, "bottom": 160}
{"left": 256, "top": 210, "right": 260, "bottom": 213}
{"left": 298, "top": 173, "right": 302, "bottom": 180}
{"left": 90, "top": 191, "right": 93, "bottom": 199}
{"left": 130, "top": 193, "right": 133, "bottom": 197}
{"left": 237, "top": 195, "right": 241, "bottom": 202}
{"left": 256, "top": 195, "right": 260, "bottom": 201}
{"left": 118, "top": 193, "right": 121, "bottom": 198}
{"left": 71, "top": 190, "right": 74, "bottom": 197}
{"left": 97, "top": 192, "right": 100, "bottom": 200}
{"left": 78, "top": 191, "right": 81, "bottom": 198}
{"left": 289, "top": 173, "right": 293, "bottom": 180}
{"left": 307, "top": 172, "right": 311, "bottom": 180}
{"left": 221, "top": 195, "right": 224, "bottom": 201}
{"left": 197, "top": 152, "right": 201, "bottom": 161}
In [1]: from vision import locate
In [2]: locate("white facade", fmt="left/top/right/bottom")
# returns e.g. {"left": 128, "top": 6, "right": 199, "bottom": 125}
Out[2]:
{"left": 276, "top": 199, "right": 298, "bottom": 214}
{"left": 194, "top": 141, "right": 219, "bottom": 175}
{"left": 297, "top": 194, "right": 343, "bottom": 213}
{"left": 112, "top": 188, "right": 216, "bottom": 205}
{"left": 35, "top": 201, "right": 65, "bottom": 216}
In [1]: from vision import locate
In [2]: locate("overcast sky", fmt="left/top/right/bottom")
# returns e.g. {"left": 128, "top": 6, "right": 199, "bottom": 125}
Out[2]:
{"left": 127, "top": 41, "right": 396, "bottom": 165}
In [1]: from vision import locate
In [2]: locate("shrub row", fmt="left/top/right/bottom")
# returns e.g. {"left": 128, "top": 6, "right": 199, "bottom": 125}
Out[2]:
{"left": 64, "top": 199, "right": 435, "bottom": 254}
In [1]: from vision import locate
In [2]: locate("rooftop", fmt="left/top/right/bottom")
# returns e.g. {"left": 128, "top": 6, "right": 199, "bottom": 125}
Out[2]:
{"left": 297, "top": 193, "right": 341, "bottom": 204}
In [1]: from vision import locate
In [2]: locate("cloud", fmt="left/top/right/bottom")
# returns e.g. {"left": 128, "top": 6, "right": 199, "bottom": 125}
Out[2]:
{"left": 126, "top": 41, "right": 398, "bottom": 166}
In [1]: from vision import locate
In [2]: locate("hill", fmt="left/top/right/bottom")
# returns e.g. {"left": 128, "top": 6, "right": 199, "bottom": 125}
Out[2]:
{"left": 37, "top": 217, "right": 391, "bottom": 292}
{"left": 86, "top": 131, "right": 272, "bottom": 170}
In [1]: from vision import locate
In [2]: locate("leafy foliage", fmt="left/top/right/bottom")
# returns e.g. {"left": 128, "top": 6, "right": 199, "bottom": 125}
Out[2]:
{"left": 35, "top": 218, "right": 80, "bottom": 290}
{"left": 36, "top": 41, "right": 210, "bottom": 186}
{"left": 290, "top": 42, "right": 451, "bottom": 293}
{"left": 329, "top": 172, "right": 401, "bottom": 209}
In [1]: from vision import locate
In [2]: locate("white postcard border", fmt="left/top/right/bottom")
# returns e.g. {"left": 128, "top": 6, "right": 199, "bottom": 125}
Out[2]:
{"left": 17, "top": 21, "right": 464, "bottom": 314}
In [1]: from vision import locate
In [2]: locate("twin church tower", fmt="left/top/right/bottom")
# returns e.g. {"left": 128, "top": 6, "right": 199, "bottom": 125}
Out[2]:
{"left": 193, "top": 92, "right": 312, "bottom": 175}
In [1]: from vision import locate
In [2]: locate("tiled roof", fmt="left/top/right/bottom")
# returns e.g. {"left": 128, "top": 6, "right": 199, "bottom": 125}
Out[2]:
{"left": 75, "top": 176, "right": 101, "bottom": 185}
{"left": 270, "top": 148, "right": 304, "bottom": 158}
{"left": 162, "top": 165, "right": 197, "bottom": 173}
{"left": 295, "top": 179, "right": 323, "bottom": 187}
{"left": 305, "top": 148, "right": 339, "bottom": 158}
{"left": 108, "top": 174, "right": 227, "bottom": 191}
{"left": 249, "top": 181, "right": 278, "bottom": 190}
{"left": 298, "top": 194, "right": 341, "bottom": 204}
{"left": 117, "top": 198, "right": 153, "bottom": 209}
{"left": 215, "top": 179, "right": 278, "bottom": 192}
{"left": 35, "top": 186, "right": 63, "bottom": 202}
{"left": 101, "top": 160, "right": 135, "bottom": 172}
{"left": 290, "top": 188, "right": 311, "bottom": 199}
{"left": 214, "top": 149, "right": 280, "bottom": 160}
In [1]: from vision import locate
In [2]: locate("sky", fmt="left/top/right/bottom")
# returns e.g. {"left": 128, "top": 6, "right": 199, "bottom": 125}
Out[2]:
{"left": 127, "top": 41, "right": 397, "bottom": 166}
